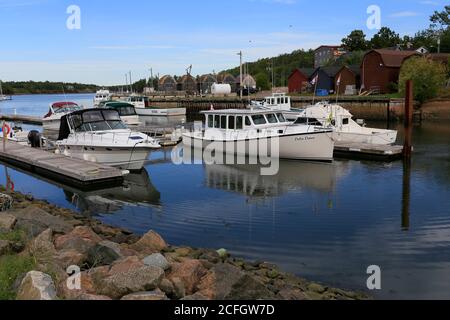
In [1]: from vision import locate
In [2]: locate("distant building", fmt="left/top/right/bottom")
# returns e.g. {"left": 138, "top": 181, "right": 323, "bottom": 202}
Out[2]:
{"left": 334, "top": 65, "right": 361, "bottom": 95}
{"left": 310, "top": 66, "right": 341, "bottom": 93}
{"left": 217, "top": 73, "right": 236, "bottom": 92}
{"left": 235, "top": 74, "right": 256, "bottom": 92}
{"left": 158, "top": 75, "right": 177, "bottom": 92}
{"left": 361, "top": 49, "right": 417, "bottom": 94}
{"left": 288, "top": 68, "right": 316, "bottom": 93}
{"left": 314, "top": 45, "right": 346, "bottom": 68}
{"left": 177, "top": 74, "right": 197, "bottom": 93}
{"left": 198, "top": 74, "right": 217, "bottom": 94}
{"left": 426, "top": 53, "right": 450, "bottom": 65}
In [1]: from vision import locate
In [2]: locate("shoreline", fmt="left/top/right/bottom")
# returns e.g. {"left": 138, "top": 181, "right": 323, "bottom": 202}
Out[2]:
{"left": 0, "top": 188, "right": 368, "bottom": 301}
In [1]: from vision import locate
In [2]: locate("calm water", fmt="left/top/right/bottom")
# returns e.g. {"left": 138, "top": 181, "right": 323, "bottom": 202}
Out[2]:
{"left": 1, "top": 94, "right": 450, "bottom": 299}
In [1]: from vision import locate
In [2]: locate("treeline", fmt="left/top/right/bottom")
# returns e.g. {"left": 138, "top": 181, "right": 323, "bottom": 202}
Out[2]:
{"left": 1, "top": 81, "right": 99, "bottom": 95}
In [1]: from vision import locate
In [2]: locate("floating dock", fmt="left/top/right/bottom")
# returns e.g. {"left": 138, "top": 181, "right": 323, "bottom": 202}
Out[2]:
{"left": 1, "top": 114, "right": 43, "bottom": 125}
{"left": 0, "top": 141, "right": 125, "bottom": 188}
{"left": 334, "top": 142, "right": 404, "bottom": 161}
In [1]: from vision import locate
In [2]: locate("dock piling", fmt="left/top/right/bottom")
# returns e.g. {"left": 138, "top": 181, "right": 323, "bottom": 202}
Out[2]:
{"left": 403, "top": 80, "right": 414, "bottom": 159}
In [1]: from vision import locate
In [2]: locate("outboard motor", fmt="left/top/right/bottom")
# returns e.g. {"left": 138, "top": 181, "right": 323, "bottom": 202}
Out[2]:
{"left": 28, "top": 130, "right": 42, "bottom": 148}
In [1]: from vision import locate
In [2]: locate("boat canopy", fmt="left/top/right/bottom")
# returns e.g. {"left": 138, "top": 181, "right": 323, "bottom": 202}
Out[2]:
{"left": 58, "top": 108, "right": 127, "bottom": 140}
{"left": 101, "top": 101, "right": 137, "bottom": 116}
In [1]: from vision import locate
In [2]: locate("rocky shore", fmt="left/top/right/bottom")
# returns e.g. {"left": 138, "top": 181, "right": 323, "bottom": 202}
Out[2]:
{"left": 0, "top": 188, "right": 368, "bottom": 301}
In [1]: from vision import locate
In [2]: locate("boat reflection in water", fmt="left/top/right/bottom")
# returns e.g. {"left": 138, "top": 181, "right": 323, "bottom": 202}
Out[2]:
{"left": 204, "top": 161, "right": 351, "bottom": 200}
{"left": 64, "top": 168, "right": 161, "bottom": 215}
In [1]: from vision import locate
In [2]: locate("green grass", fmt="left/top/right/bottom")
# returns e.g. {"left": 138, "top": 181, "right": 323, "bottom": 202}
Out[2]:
{"left": 0, "top": 229, "right": 27, "bottom": 244}
{"left": 0, "top": 254, "right": 36, "bottom": 300}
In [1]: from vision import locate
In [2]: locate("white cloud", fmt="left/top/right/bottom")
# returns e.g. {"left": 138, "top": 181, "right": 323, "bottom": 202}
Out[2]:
{"left": 389, "top": 11, "right": 420, "bottom": 18}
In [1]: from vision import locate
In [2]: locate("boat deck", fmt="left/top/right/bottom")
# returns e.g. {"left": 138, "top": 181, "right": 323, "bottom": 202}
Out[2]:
{"left": 334, "top": 142, "right": 404, "bottom": 161}
{"left": 0, "top": 140, "right": 125, "bottom": 188}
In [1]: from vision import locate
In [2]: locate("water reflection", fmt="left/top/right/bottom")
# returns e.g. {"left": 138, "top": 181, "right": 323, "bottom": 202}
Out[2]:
{"left": 205, "top": 161, "right": 351, "bottom": 199}
{"left": 63, "top": 169, "right": 161, "bottom": 215}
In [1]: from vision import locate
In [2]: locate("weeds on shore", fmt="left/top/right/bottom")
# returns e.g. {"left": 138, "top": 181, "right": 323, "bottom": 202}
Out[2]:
{"left": 0, "top": 254, "right": 36, "bottom": 300}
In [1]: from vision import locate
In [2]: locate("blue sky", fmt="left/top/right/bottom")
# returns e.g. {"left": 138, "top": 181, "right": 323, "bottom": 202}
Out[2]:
{"left": 0, "top": 0, "right": 446, "bottom": 85}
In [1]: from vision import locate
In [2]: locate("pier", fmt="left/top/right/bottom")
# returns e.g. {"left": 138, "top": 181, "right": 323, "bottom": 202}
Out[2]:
{"left": 334, "top": 142, "right": 404, "bottom": 161}
{"left": 0, "top": 140, "right": 125, "bottom": 188}
{"left": 0, "top": 114, "right": 43, "bottom": 125}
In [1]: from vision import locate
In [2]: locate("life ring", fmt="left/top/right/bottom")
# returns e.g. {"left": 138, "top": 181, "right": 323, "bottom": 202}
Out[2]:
{"left": 1, "top": 123, "right": 11, "bottom": 136}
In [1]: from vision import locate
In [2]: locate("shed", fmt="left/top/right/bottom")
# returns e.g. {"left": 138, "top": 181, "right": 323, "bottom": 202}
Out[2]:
{"left": 217, "top": 73, "right": 236, "bottom": 92}
{"left": 310, "top": 66, "right": 341, "bottom": 94}
{"left": 288, "top": 68, "right": 316, "bottom": 93}
{"left": 158, "top": 75, "right": 177, "bottom": 92}
{"left": 198, "top": 74, "right": 217, "bottom": 94}
{"left": 334, "top": 65, "right": 361, "bottom": 95}
{"left": 361, "top": 49, "right": 417, "bottom": 94}
{"left": 177, "top": 74, "right": 197, "bottom": 93}
{"left": 235, "top": 74, "right": 256, "bottom": 90}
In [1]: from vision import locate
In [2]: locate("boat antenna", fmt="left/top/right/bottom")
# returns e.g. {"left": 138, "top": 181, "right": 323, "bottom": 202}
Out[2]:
{"left": 61, "top": 84, "right": 69, "bottom": 105}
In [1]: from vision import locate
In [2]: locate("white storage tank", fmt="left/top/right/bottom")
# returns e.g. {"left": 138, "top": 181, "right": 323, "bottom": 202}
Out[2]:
{"left": 211, "top": 83, "right": 232, "bottom": 96}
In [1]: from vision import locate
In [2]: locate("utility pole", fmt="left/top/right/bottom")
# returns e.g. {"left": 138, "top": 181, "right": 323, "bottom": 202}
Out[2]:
{"left": 129, "top": 71, "right": 133, "bottom": 93}
{"left": 237, "top": 51, "right": 243, "bottom": 99}
{"left": 149, "top": 68, "right": 154, "bottom": 89}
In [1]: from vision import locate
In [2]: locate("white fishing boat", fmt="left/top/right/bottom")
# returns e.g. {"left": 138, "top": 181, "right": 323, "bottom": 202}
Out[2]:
{"left": 99, "top": 101, "right": 141, "bottom": 126}
{"left": 293, "top": 102, "right": 398, "bottom": 145}
{"left": 42, "top": 102, "right": 83, "bottom": 131}
{"left": 124, "top": 95, "right": 186, "bottom": 117}
{"left": 55, "top": 108, "right": 161, "bottom": 171}
{"left": 93, "top": 89, "right": 111, "bottom": 106}
{"left": 0, "top": 80, "right": 12, "bottom": 101}
{"left": 183, "top": 109, "right": 334, "bottom": 162}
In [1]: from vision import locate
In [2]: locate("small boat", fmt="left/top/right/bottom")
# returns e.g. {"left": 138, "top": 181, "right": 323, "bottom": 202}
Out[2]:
{"left": 294, "top": 102, "right": 398, "bottom": 145}
{"left": 43, "top": 102, "right": 83, "bottom": 131}
{"left": 55, "top": 108, "right": 161, "bottom": 171}
{"left": 124, "top": 95, "right": 186, "bottom": 117}
{"left": 99, "top": 101, "right": 141, "bottom": 126}
{"left": 93, "top": 89, "right": 111, "bottom": 106}
{"left": 183, "top": 109, "right": 334, "bottom": 162}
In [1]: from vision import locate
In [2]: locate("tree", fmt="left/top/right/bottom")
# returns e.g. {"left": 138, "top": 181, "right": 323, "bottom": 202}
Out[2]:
{"left": 255, "top": 73, "right": 270, "bottom": 91}
{"left": 399, "top": 56, "right": 447, "bottom": 103}
{"left": 342, "top": 30, "right": 368, "bottom": 51}
{"left": 370, "top": 27, "right": 401, "bottom": 49}
{"left": 430, "top": 5, "right": 450, "bottom": 31}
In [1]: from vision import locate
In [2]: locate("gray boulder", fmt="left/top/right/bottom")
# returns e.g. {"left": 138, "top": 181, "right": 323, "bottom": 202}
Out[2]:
{"left": 143, "top": 253, "right": 170, "bottom": 271}
{"left": 0, "top": 213, "right": 17, "bottom": 230}
{"left": 16, "top": 271, "right": 57, "bottom": 300}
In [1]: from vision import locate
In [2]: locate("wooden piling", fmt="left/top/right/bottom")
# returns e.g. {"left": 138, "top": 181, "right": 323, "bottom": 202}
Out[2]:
{"left": 403, "top": 80, "right": 414, "bottom": 159}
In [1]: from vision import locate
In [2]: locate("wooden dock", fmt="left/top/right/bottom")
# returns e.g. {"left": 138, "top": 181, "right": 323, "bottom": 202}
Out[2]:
{"left": 334, "top": 142, "right": 404, "bottom": 161}
{"left": 1, "top": 114, "right": 43, "bottom": 125}
{"left": 0, "top": 141, "right": 125, "bottom": 188}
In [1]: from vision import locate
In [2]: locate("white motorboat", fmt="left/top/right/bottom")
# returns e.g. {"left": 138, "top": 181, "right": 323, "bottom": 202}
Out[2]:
{"left": 42, "top": 102, "right": 83, "bottom": 131}
{"left": 183, "top": 109, "right": 334, "bottom": 162}
{"left": 93, "top": 89, "right": 111, "bottom": 106}
{"left": 55, "top": 108, "right": 161, "bottom": 171}
{"left": 99, "top": 101, "right": 141, "bottom": 126}
{"left": 252, "top": 93, "right": 398, "bottom": 145}
{"left": 293, "top": 102, "right": 398, "bottom": 145}
{"left": 124, "top": 95, "right": 186, "bottom": 117}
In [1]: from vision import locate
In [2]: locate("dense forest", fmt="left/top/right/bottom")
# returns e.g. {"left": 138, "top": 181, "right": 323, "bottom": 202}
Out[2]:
{"left": 1, "top": 81, "right": 99, "bottom": 95}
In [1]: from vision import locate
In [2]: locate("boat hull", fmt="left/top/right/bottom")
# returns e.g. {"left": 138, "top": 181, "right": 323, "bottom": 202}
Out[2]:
{"left": 135, "top": 108, "right": 186, "bottom": 117}
{"left": 332, "top": 130, "right": 397, "bottom": 145}
{"left": 183, "top": 132, "right": 334, "bottom": 162}
{"left": 43, "top": 118, "right": 62, "bottom": 131}
{"left": 57, "top": 146, "right": 152, "bottom": 171}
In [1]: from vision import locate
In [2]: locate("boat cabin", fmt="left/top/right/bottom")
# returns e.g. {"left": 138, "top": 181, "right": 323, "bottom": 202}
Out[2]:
{"left": 58, "top": 109, "right": 127, "bottom": 140}
{"left": 125, "top": 96, "right": 150, "bottom": 108}
{"left": 262, "top": 93, "right": 291, "bottom": 111}
{"left": 45, "top": 102, "right": 81, "bottom": 118}
{"left": 101, "top": 101, "right": 138, "bottom": 117}
{"left": 201, "top": 110, "right": 289, "bottom": 131}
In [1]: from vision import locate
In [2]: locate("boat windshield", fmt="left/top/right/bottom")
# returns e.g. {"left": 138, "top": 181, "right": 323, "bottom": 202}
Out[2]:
{"left": 252, "top": 115, "right": 267, "bottom": 125}
{"left": 70, "top": 110, "right": 127, "bottom": 132}
{"left": 116, "top": 106, "right": 137, "bottom": 116}
{"left": 276, "top": 113, "right": 286, "bottom": 122}
{"left": 53, "top": 104, "right": 82, "bottom": 114}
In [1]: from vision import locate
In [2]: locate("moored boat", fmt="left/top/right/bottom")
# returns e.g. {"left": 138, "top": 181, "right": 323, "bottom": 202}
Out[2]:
{"left": 55, "top": 108, "right": 160, "bottom": 171}
{"left": 42, "top": 102, "right": 83, "bottom": 131}
{"left": 124, "top": 95, "right": 186, "bottom": 117}
{"left": 93, "top": 89, "right": 111, "bottom": 106}
{"left": 183, "top": 109, "right": 334, "bottom": 162}
{"left": 99, "top": 101, "right": 141, "bottom": 126}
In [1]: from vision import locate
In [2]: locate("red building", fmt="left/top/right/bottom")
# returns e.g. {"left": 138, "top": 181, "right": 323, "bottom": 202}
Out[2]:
{"left": 288, "top": 68, "right": 316, "bottom": 93}
{"left": 361, "top": 49, "right": 417, "bottom": 94}
{"left": 334, "top": 65, "right": 361, "bottom": 95}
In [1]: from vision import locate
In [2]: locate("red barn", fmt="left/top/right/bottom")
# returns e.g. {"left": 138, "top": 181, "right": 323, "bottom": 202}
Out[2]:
{"left": 361, "top": 49, "right": 417, "bottom": 94}
{"left": 334, "top": 65, "right": 361, "bottom": 95}
{"left": 288, "top": 68, "right": 316, "bottom": 93}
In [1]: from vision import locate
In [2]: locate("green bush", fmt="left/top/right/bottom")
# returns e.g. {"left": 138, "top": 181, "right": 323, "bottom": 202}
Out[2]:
{"left": 399, "top": 56, "right": 447, "bottom": 103}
